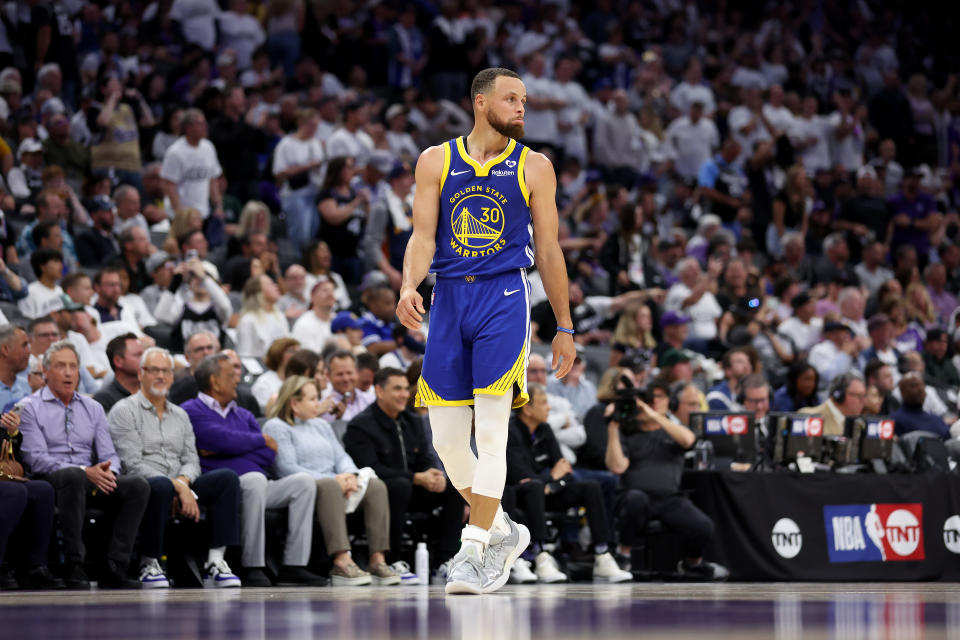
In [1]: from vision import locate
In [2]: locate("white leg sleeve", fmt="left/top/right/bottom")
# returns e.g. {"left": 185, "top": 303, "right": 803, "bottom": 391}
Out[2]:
{"left": 471, "top": 392, "right": 513, "bottom": 499}
{"left": 428, "top": 405, "right": 477, "bottom": 490}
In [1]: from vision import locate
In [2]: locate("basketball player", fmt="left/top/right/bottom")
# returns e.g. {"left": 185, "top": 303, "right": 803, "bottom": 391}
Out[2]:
{"left": 397, "top": 68, "right": 576, "bottom": 595}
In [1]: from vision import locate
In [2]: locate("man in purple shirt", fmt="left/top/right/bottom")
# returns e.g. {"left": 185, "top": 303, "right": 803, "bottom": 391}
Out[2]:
{"left": 925, "top": 263, "right": 958, "bottom": 327}
{"left": 888, "top": 168, "right": 943, "bottom": 259}
{"left": 182, "top": 353, "right": 326, "bottom": 588}
{"left": 18, "top": 340, "right": 150, "bottom": 589}
{"left": 320, "top": 350, "right": 375, "bottom": 422}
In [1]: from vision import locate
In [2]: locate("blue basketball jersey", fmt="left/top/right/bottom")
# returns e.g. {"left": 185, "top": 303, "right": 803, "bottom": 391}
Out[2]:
{"left": 431, "top": 137, "right": 534, "bottom": 278}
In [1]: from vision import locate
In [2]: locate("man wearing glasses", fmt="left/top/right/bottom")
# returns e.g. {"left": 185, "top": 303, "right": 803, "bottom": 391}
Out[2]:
{"left": 108, "top": 347, "right": 242, "bottom": 589}
{"left": 18, "top": 340, "right": 150, "bottom": 589}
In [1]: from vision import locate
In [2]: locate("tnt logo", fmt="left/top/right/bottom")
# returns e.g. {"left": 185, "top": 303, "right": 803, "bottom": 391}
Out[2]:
{"left": 943, "top": 516, "right": 960, "bottom": 554}
{"left": 791, "top": 417, "right": 823, "bottom": 437}
{"left": 823, "top": 503, "right": 924, "bottom": 562}
{"left": 771, "top": 518, "right": 803, "bottom": 559}
{"left": 705, "top": 415, "right": 749, "bottom": 435}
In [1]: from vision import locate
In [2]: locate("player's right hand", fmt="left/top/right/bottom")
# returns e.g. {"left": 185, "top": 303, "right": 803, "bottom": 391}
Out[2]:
{"left": 397, "top": 287, "right": 425, "bottom": 330}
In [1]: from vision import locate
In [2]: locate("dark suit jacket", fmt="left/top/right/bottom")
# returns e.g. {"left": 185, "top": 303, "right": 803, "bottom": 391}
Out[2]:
{"left": 343, "top": 403, "right": 434, "bottom": 482}
{"left": 75, "top": 227, "right": 119, "bottom": 267}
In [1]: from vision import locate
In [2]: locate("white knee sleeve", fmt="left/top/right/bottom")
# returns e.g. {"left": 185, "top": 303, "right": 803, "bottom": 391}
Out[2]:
{"left": 428, "top": 405, "right": 477, "bottom": 490}
{"left": 471, "top": 392, "right": 513, "bottom": 499}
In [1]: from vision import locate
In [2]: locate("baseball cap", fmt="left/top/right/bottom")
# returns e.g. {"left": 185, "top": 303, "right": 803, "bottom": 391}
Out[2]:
{"left": 53, "top": 294, "right": 84, "bottom": 312}
{"left": 367, "top": 150, "right": 395, "bottom": 175}
{"left": 823, "top": 321, "right": 854, "bottom": 334}
{"left": 0, "top": 77, "right": 20, "bottom": 94}
{"left": 331, "top": 311, "right": 363, "bottom": 333}
{"left": 88, "top": 195, "right": 115, "bottom": 213}
{"left": 867, "top": 313, "right": 890, "bottom": 332}
{"left": 17, "top": 138, "right": 42, "bottom": 159}
{"left": 660, "top": 310, "right": 690, "bottom": 327}
{"left": 385, "top": 104, "right": 406, "bottom": 121}
{"left": 145, "top": 251, "right": 172, "bottom": 274}
{"left": 659, "top": 348, "right": 693, "bottom": 367}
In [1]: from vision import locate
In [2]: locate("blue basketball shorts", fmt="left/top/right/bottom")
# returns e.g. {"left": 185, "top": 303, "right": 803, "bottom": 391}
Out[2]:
{"left": 417, "top": 269, "right": 531, "bottom": 409}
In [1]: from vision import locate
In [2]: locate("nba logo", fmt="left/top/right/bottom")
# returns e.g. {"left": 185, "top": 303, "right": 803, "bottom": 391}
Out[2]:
{"left": 727, "top": 416, "right": 748, "bottom": 435}
{"left": 806, "top": 418, "right": 823, "bottom": 437}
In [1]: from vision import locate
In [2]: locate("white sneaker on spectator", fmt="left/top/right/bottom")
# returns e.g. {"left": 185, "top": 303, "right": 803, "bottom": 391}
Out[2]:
{"left": 139, "top": 558, "right": 170, "bottom": 589}
{"left": 593, "top": 552, "right": 633, "bottom": 583}
{"left": 390, "top": 561, "right": 419, "bottom": 585}
{"left": 508, "top": 558, "right": 537, "bottom": 584}
{"left": 203, "top": 559, "right": 242, "bottom": 588}
{"left": 534, "top": 552, "right": 568, "bottom": 583}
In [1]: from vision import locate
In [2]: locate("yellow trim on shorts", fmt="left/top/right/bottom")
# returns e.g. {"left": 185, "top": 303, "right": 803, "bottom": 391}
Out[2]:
{"left": 517, "top": 146, "right": 530, "bottom": 206}
{"left": 455, "top": 137, "right": 517, "bottom": 176}
{"left": 416, "top": 376, "right": 475, "bottom": 407}
{"left": 473, "top": 346, "right": 529, "bottom": 409}
{"left": 439, "top": 141, "right": 451, "bottom": 194}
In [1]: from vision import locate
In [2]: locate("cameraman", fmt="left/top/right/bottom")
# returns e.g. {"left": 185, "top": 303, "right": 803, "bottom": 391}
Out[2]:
{"left": 605, "top": 388, "right": 728, "bottom": 580}
{"left": 506, "top": 383, "right": 632, "bottom": 582}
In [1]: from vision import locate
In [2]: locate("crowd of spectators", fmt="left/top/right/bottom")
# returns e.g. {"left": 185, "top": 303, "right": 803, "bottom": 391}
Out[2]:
{"left": 2, "top": 0, "right": 960, "bottom": 589}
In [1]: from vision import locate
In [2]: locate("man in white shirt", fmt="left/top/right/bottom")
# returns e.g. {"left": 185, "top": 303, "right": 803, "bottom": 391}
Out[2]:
{"left": 19, "top": 249, "right": 64, "bottom": 319}
{"left": 592, "top": 90, "right": 653, "bottom": 185}
{"left": 776, "top": 292, "right": 823, "bottom": 354}
{"left": 664, "top": 257, "right": 723, "bottom": 344}
{"left": 521, "top": 53, "right": 563, "bottom": 150}
{"left": 169, "top": 0, "right": 221, "bottom": 51}
{"left": 216, "top": 0, "right": 265, "bottom": 69}
{"left": 790, "top": 96, "right": 832, "bottom": 175}
{"left": 827, "top": 90, "right": 866, "bottom": 172}
{"left": 112, "top": 185, "right": 149, "bottom": 234}
{"left": 727, "top": 88, "right": 772, "bottom": 164}
{"left": 292, "top": 278, "right": 335, "bottom": 353}
{"left": 325, "top": 100, "right": 375, "bottom": 164}
{"left": 160, "top": 109, "right": 224, "bottom": 220}
{"left": 277, "top": 265, "right": 309, "bottom": 322}
{"left": 551, "top": 56, "right": 594, "bottom": 165}
{"left": 854, "top": 241, "right": 894, "bottom": 296}
{"left": 762, "top": 85, "right": 795, "bottom": 135}
{"left": 320, "top": 350, "right": 375, "bottom": 423}
{"left": 671, "top": 57, "right": 716, "bottom": 116}
{"left": 808, "top": 321, "right": 863, "bottom": 388}
{"left": 664, "top": 101, "right": 720, "bottom": 180}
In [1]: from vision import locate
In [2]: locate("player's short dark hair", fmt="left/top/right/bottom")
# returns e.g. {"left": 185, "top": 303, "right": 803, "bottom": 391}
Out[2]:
{"left": 470, "top": 68, "right": 521, "bottom": 102}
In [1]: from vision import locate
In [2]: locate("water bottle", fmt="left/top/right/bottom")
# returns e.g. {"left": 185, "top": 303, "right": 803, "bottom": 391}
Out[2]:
{"left": 415, "top": 542, "right": 429, "bottom": 585}
{"left": 695, "top": 440, "right": 715, "bottom": 470}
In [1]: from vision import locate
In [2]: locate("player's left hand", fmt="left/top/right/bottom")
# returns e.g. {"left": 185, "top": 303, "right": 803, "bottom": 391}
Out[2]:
{"left": 551, "top": 331, "right": 576, "bottom": 379}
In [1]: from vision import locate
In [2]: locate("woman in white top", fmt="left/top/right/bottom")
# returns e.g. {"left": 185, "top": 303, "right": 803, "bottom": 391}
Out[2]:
{"left": 250, "top": 337, "right": 300, "bottom": 412}
{"left": 273, "top": 108, "right": 324, "bottom": 248}
{"left": 236, "top": 274, "right": 290, "bottom": 358}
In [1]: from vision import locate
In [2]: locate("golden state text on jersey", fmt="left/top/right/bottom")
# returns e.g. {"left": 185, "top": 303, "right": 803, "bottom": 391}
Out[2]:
{"left": 430, "top": 136, "right": 534, "bottom": 278}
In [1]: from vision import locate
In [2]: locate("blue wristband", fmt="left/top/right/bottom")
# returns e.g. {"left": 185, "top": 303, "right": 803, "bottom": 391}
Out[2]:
{"left": 556, "top": 327, "right": 575, "bottom": 335}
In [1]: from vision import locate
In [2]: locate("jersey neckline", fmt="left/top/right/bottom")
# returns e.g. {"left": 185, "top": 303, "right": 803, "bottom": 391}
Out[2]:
{"left": 454, "top": 136, "right": 517, "bottom": 177}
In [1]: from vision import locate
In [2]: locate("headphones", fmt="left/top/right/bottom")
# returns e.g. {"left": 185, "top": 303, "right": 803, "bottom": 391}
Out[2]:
{"left": 829, "top": 372, "right": 863, "bottom": 404}
{"left": 668, "top": 381, "right": 687, "bottom": 413}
